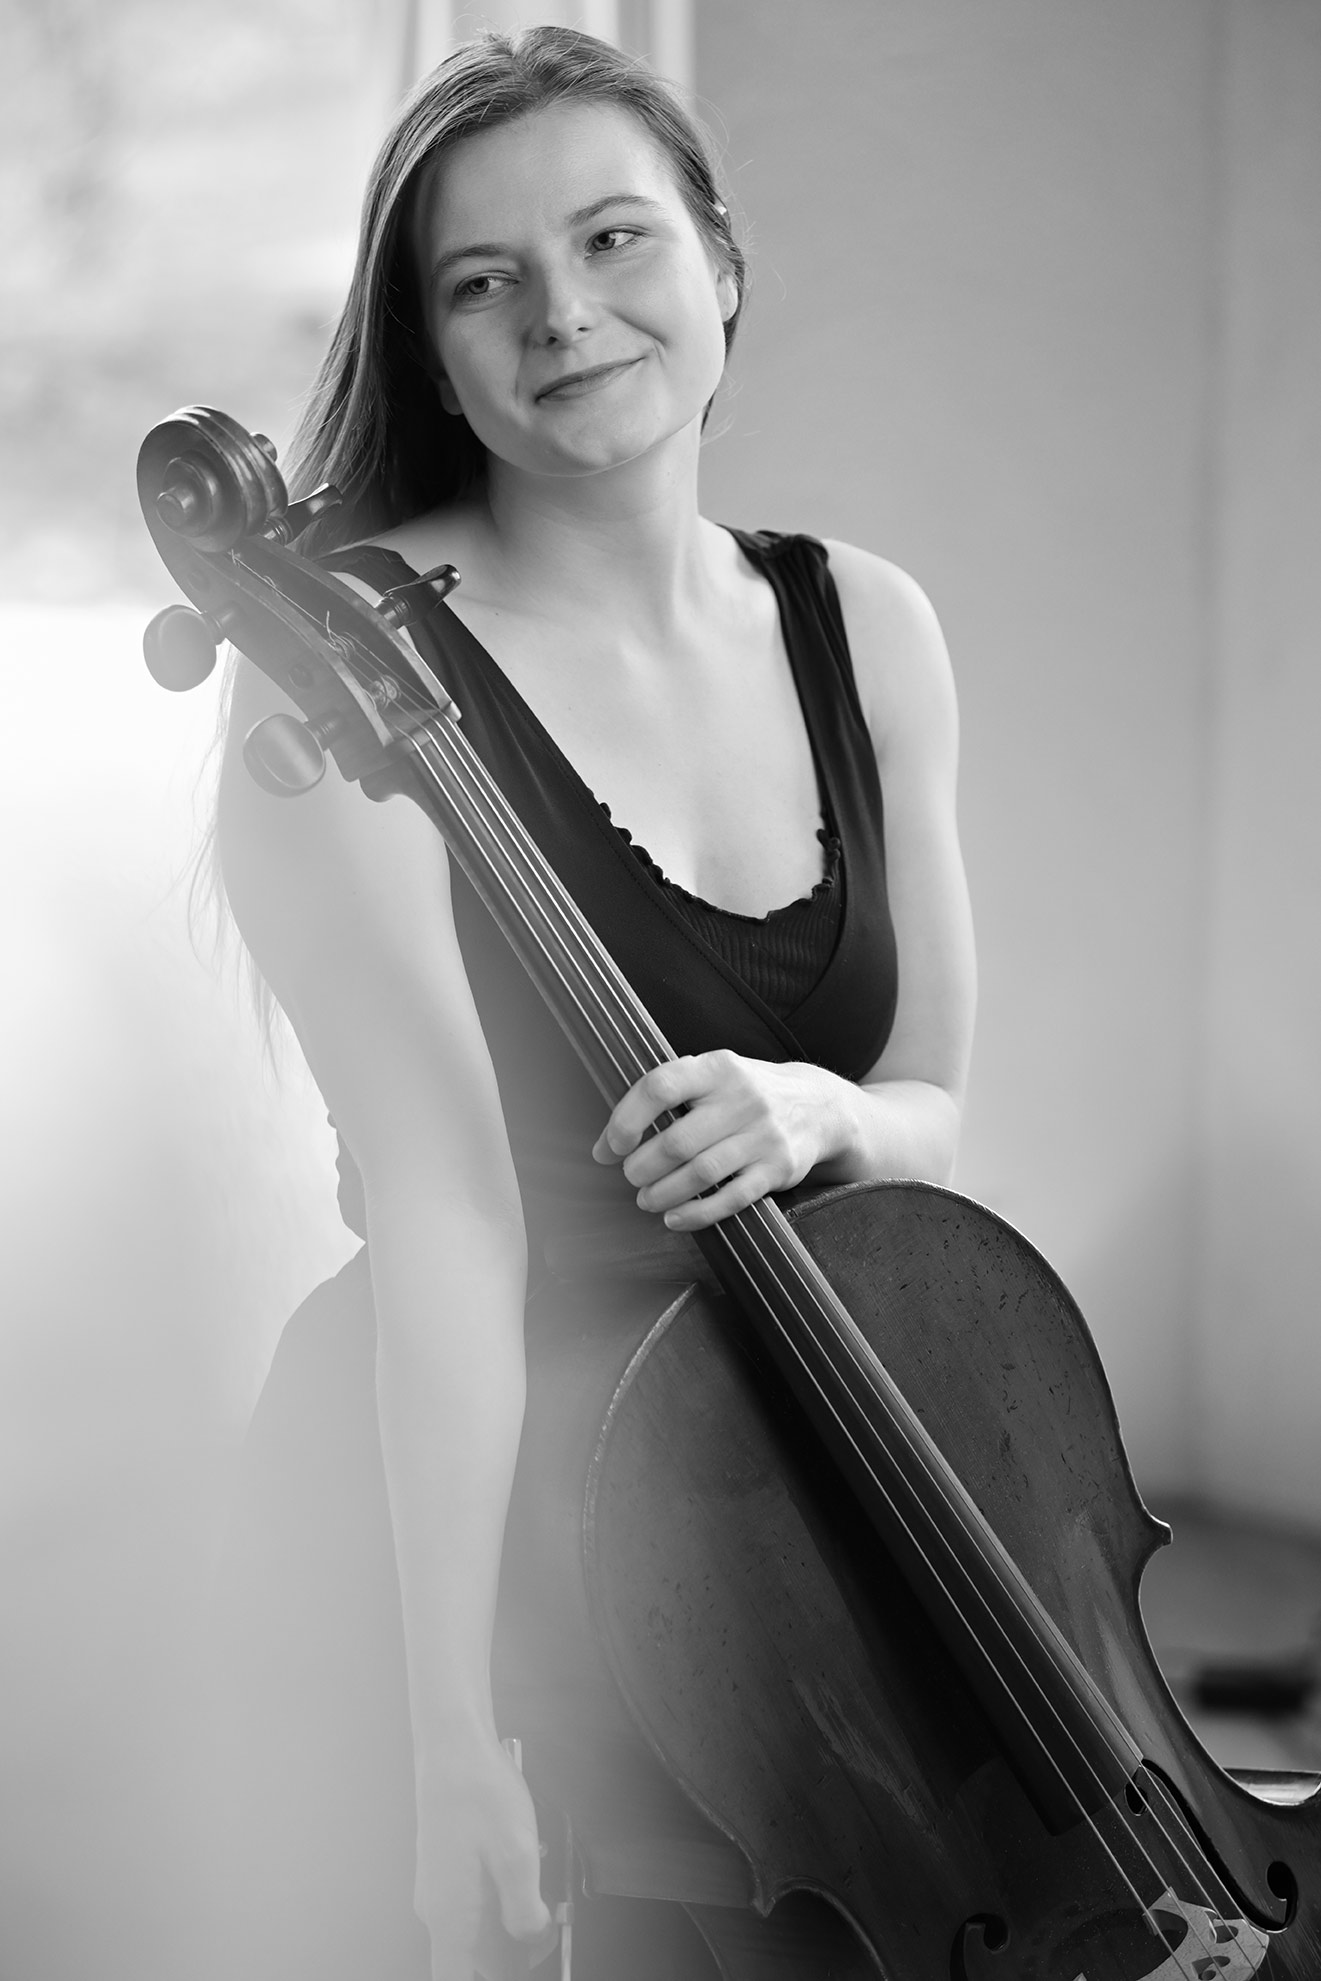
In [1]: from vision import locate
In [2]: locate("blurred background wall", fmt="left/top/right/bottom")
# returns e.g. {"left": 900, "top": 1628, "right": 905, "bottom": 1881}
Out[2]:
{"left": 695, "top": 0, "right": 1321, "bottom": 1531}
{"left": 1, "top": 2, "right": 1319, "bottom": 1977}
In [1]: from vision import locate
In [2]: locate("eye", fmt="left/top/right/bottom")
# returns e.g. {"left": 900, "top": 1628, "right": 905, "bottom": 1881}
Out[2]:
{"left": 453, "top": 270, "right": 513, "bottom": 304}
{"left": 587, "top": 226, "right": 641, "bottom": 255}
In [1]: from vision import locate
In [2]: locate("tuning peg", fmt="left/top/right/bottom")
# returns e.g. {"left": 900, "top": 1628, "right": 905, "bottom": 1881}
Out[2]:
{"left": 143, "top": 604, "right": 220, "bottom": 690}
{"left": 262, "top": 482, "right": 343, "bottom": 546}
{"left": 243, "top": 711, "right": 345, "bottom": 797}
{"left": 154, "top": 462, "right": 222, "bottom": 539}
{"left": 378, "top": 562, "right": 461, "bottom": 630}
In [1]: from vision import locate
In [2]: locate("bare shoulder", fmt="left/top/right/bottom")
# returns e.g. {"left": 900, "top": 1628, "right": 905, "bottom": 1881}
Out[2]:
{"left": 820, "top": 539, "right": 957, "bottom": 770}
{"left": 371, "top": 503, "right": 486, "bottom": 588}
{"left": 219, "top": 651, "right": 452, "bottom": 991}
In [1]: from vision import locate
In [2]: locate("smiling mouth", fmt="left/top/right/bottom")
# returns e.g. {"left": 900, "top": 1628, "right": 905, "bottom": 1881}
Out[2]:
{"left": 536, "top": 358, "right": 642, "bottom": 401}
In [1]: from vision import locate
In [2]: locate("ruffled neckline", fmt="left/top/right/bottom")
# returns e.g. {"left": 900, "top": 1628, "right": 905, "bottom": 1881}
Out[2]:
{"left": 598, "top": 801, "right": 842, "bottom": 927}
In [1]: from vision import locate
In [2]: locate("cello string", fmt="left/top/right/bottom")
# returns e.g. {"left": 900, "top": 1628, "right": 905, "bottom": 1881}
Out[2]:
{"left": 229, "top": 543, "right": 1259, "bottom": 1953}
{"left": 724, "top": 1172, "right": 1227, "bottom": 1901}
{"left": 337, "top": 615, "right": 1226, "bottom": 1946}
{"left": 390, "top": 700, "right": 1220, "bottom": 1937}
{"left": 395, "top": 727, "right": 1216, "bottom": 1938}
{"left": 382, "top": 656, "right": 1220, "bottom": 1937}
{"left": 416, "top": 805, "right": 1227, "bottom": 1959}
{"left": 729, "top": 1204, "right": 1242, "bottom": 1928}
{"left": 722, "top": 1214, "right": 1230, "bottom": 1946}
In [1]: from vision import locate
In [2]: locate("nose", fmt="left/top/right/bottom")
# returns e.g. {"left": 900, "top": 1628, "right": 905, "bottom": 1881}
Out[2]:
{"left": 528, "top": 258, "right": 597, "bottom": 346}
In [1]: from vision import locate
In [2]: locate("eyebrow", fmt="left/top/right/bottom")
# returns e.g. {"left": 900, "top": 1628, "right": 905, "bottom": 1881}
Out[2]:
{"left": 428, "top": 192, "right": 667, "bottom": 287}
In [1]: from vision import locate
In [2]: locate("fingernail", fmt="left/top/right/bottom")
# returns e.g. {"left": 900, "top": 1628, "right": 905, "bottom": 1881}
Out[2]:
{"left": 663, "top": 1209, "right": 683, "bottom": 1229}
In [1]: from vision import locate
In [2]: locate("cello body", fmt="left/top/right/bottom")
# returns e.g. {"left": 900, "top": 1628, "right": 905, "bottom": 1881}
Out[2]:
{"left": 496, "top": 1181, "right": 1321, "bottom": 1979}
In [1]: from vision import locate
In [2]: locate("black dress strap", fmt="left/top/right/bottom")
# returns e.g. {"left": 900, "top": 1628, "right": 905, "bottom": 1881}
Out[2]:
{"left": 325, "top": 544, "right": 822, "bottom": 1062}
{"left": 725, "top": 531, "right": 897, "bottom": 1049}
{"left": 320, "top": 535, "right": 898, "bottom": 1260}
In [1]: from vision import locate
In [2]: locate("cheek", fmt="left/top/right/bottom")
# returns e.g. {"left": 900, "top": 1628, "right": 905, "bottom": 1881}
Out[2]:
{"left": 683, "top": 284, "right": 733, "bottom": 389}
{"left": 432, "top": 322, "right": 517, "bottom": 428}
{"left": 433, "top": 319, "right": 488, "bottom": 389}
{"left": 628, "top": 264, "right": 729, "bottom": 378}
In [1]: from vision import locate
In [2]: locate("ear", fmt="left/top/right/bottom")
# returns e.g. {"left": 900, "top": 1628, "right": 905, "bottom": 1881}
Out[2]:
{"left": 715, "top": 267, "right": 738, "bottom": 324}
{"left": 437, "top": 373, "right": 464, "bottom": 417}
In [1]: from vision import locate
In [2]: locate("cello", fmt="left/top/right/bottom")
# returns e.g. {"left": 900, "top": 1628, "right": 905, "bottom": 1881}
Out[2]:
{"left": 139, "top": 406, "right": 1321, "bottom": 1980}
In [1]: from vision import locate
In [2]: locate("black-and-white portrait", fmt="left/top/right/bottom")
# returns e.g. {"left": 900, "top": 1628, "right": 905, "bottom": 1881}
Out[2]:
{"left": 3, "top": 4, "right": 1320, "bottom": 1977}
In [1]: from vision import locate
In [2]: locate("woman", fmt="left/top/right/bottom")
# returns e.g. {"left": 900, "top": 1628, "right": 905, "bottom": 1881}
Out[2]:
{"left": 217, "top": 24, "right": 974, "bottom": 1981}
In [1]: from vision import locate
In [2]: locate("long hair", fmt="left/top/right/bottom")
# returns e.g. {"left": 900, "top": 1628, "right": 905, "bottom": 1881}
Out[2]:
{"left": 202, "top": 28, "right": 746, "bottom": 1038}
{"left": 287, "top": 24, "right": 747, "bottom": 554}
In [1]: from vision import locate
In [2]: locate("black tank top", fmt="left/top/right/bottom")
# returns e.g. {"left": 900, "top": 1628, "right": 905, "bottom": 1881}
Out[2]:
{"left": 323, "top": 530, "right": 899, "bottom": 1266}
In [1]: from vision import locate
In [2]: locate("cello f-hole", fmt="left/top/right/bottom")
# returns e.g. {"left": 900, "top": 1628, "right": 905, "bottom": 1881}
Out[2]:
{"left": 955, "top": 1911, "right": 1011, "bottom": 1978}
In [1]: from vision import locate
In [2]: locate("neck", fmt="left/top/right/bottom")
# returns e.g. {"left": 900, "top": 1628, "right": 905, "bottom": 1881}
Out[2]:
{"left": 475, "top": 424, "right": 724, "bottom": 639}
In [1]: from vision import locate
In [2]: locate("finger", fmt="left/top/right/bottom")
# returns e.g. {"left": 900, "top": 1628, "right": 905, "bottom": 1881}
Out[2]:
{"left": 474, "top": 1923, "right": 555, "bottom": 1981}
{"left": 494, "top": 1872, "right": 553, "bottom": 1945}
{"left": 423, "top": 1874, "right": 487, "bottom": 1981}
{"left": 473, "top": 1913, "right": 527, "bottom": 1980}
{"left": 620, "top": 1108, "right": 733, "bottom": 1190}
{"left": 472, "top": 1868, "right": 555, "bottom": 1981}
{"left": 660, "top": 1161, "right": 780, "bottom": 1231}
{"left": 634, "top": 1136, "right": 751, "bottom": 1214}
{"left": 592, "top": 1056, "right": 713, "bottom": 1162}
{"left": 488, "top": 1831, "right": 553, "bottom": 1944}
{"left": 477, "top": 1900, "right": 556, "bottom": 1980}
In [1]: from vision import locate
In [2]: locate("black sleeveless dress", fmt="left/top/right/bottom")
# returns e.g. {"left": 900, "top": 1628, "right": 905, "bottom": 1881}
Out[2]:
{"left": 214, "top": 532, "right": 899, "bottom": 1981}
{"left": 326, "top": 528, "right": 898, "bottom": 1268}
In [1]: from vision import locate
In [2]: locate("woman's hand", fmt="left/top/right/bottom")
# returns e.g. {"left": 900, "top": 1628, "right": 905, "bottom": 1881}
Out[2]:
{"left": 414, "top": 1733, "right": 557, "bottom": 1980}
{"left": 592, "top": 1049, "right": 847, "bottom": 1230}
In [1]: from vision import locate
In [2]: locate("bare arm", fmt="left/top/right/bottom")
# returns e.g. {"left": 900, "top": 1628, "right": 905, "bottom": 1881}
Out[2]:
{"left": 219, "top": 656, "right": 553, "bottom": 1977}
{"left": 811, "top": 540, "right": 976, "bottom": 1180}
{"left": 595, "top": 545, "right": 976, "bottom": 1219}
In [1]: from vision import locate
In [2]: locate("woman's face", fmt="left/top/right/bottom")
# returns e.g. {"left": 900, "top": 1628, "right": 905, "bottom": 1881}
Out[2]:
{"left": 412, "top": 100, "right": 736, "bottom": 486}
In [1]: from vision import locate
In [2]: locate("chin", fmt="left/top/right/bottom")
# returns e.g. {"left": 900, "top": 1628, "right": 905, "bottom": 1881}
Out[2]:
{"left": 545, "top": 405, "right": 708, "bottom": 478}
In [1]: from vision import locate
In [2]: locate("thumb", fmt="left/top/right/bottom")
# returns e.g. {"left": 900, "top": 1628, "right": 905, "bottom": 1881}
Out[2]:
{"left": 491, "top": 1741, "right": 556, "bottom": 1962}
{"left": 474, "top": 1884, "right": 556, "bottom": 1981}
{"left": 493, "top": 1849, "right": 554, "bottom": 1946}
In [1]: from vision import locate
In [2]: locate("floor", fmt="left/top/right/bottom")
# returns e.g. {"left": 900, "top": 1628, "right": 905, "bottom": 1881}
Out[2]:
{"left": 1140, "top": 1499, "right": 1321, "bottom": 1777}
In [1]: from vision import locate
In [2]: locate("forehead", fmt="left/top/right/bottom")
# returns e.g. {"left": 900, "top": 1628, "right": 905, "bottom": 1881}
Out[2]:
{"left": 414, "top": 99, "right": 686, "bottom": 252}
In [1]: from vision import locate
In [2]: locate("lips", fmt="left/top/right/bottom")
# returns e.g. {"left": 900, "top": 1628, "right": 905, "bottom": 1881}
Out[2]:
{"left": 535, "top": 357, "right": 642, "bottom": 401}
